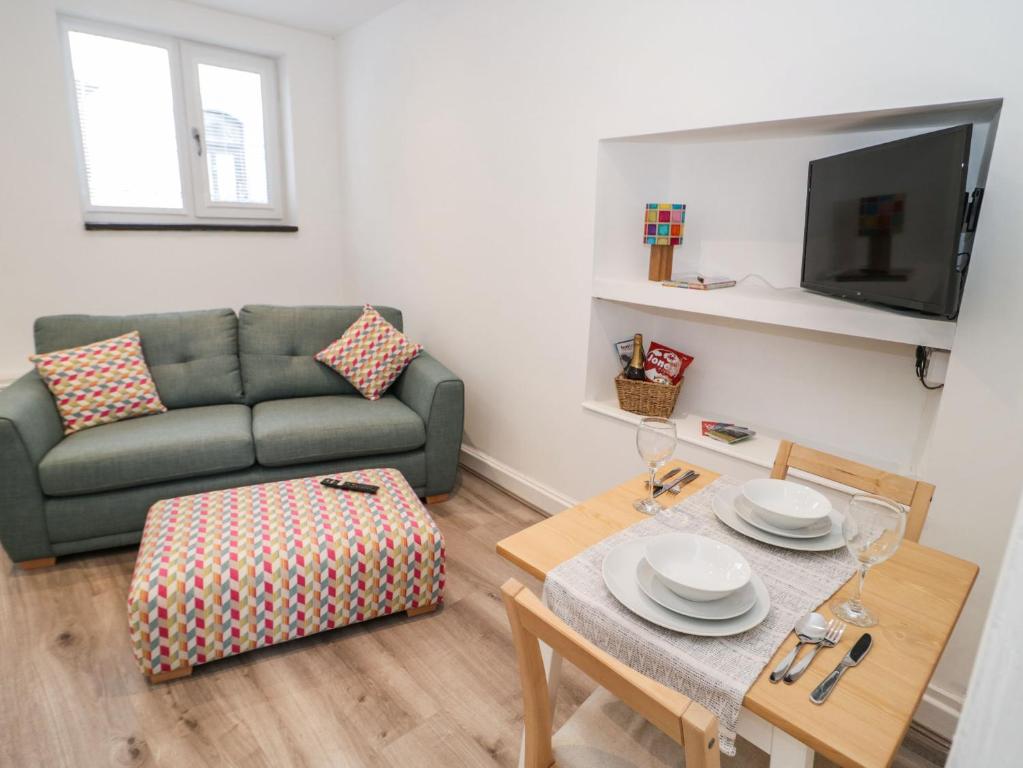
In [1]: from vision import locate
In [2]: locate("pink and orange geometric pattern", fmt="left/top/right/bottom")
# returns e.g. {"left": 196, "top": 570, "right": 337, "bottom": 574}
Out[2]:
{"left": 127, "top": 468, "right": 445, "bottom": 677}
{"left": 314, "top": 305, "right": 423, "bottom": 400}
{"left": 29, "top": 330, "right": 166, "bottom": 435}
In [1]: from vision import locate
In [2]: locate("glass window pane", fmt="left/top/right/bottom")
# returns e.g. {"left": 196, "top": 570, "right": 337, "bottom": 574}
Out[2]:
{"left": 197, "top": 64, "right": 268, "bottom": 204}
{"left": 68, "top": 31, "right": 183, "bottom": 209}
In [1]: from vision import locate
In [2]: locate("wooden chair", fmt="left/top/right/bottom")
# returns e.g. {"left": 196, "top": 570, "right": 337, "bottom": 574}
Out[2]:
{"left": 501, "top": 579, "right": 720, "bottom": 768}
{"left": 770, "top": 440, "right": 934, "bottom": 542}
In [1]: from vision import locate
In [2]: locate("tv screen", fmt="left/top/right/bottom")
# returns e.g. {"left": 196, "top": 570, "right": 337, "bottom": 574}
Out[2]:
{"left": 801, "top": 125, "right": 972, "bottom": 318}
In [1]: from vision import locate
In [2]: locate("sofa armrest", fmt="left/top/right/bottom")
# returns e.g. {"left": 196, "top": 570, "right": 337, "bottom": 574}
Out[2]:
{"left": 392, "top": 353, "right": 464, "bottom": 496}
{"left": 0, "top": 371, "right": 64, "bottom": 562}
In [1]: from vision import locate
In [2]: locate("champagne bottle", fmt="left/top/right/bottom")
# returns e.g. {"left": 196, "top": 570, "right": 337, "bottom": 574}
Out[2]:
{"left": 624, "top": 334, "right": 647, "bottom": 381}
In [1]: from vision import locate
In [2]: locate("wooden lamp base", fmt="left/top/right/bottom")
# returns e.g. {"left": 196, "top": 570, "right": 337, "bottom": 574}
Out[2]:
{"left": 648, "top": 245, "right": 674, "bottom": 281}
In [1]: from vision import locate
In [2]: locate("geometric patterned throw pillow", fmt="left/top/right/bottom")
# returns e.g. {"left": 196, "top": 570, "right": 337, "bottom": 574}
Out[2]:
{"left": 314, "top": 305, "right": 423, "bottom": 400}
{"left": 29, "top": 330, "right": 167, "bottom": 435}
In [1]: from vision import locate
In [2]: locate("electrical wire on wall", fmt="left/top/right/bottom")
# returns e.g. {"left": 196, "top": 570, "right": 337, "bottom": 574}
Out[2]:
{"left": 915, "top": 346, "right": 945, "bottom": 390}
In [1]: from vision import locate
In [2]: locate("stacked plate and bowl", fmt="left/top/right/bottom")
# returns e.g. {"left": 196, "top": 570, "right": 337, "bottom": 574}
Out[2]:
{"left": 603, "top": 479, "right": 844, "bottom": 636}
{"left": 711, "top": 479, "right": 845, "bottom": 552}
{"left": 602, "top": 532, "right": 771, "bottom": 636}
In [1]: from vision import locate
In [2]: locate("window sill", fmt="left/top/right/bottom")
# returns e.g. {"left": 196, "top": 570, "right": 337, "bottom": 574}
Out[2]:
{"left": 84, "top": 222, "right": 298, "bottom": 232}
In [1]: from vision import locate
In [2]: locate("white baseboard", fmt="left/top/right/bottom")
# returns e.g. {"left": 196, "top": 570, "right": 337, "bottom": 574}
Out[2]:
{"left": 914, "top": 683, "right": 963, "bottom": 740}
{"left": 459, "top": 442, "right": 963, "bottom": 740}
{"left": 459, "top": 444, "right": 577, "bottom": 516}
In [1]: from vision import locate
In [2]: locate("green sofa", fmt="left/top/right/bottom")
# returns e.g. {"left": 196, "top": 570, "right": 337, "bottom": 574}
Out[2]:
{"left": 0, "top": 306, "right": 464, "bottom": 566}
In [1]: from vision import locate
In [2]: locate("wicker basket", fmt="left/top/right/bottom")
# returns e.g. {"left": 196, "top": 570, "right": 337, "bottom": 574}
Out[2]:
{"left": 614, "top": 374, "right": 683, "bottom": 419}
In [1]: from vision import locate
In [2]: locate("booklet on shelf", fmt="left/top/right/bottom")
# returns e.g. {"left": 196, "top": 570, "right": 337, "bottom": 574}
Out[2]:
{"left": 662, "top": 274, "right": 736, "bottom": 290}
{"left": 701, "top": 420, "right": 756, "bottom": 444}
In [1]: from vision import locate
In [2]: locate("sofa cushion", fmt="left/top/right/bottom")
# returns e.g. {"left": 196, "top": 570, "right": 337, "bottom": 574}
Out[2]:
{"left": 252, "top": 395, "right": 425, "bottom": 468}
{"left": 39, "top": 405, "right": 255, "bottom": 496}
{"left": 35, "top": 309, "right": 243, "bottom": 409}
{"left": 45, "top": 451, "right": 428, "bottom": 547}
{"left": 314, "top": 304, "right": 423, "bottom": 401}
{"left": 239, "top": 305, "right": 404, "bottom": 403}
{"left": 30, "top": 331, "right": 167, "bottom": 435}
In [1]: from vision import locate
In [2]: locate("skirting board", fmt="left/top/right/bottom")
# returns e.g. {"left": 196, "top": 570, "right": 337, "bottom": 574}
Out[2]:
{"left": 458, "top": 444, "right": 578, "bottom": 516}
{"left": 458, "top": 442, "right": 963, "bottom": 740}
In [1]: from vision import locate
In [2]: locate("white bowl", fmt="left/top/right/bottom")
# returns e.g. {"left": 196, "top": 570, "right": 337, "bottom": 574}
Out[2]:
{"left": 643, "top": 533, "right": 752, "bottom": 602}
{"left": 741, "top": 479, "right": 832, "bottom": 531}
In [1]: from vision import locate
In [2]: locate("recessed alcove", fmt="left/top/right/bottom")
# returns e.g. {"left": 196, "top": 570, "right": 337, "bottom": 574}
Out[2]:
{"left": 583, "top": 98, "right": 1001, "bottom": 474}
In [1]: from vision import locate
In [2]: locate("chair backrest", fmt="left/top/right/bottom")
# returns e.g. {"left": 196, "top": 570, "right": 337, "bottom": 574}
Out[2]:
{"left": 501, "top": 579, "right": 720, "bottom": 768}
{"left": 770, "top": 440, "right": 934, "bottom": 542}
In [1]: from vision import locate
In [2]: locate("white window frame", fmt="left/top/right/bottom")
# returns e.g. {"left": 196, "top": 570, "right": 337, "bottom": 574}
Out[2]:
{"left": 60, "top": 17, "right": 286, "bottom": 224}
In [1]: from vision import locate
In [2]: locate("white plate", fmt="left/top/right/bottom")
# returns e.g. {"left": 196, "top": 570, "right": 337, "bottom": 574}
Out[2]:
{"left": 636, "top": 557, "right": 757, "bottom": 620}
{"left": 734, "top": 494, "right": 832, "bottom": 539}
{"left": 713, "top": 487, "right": 846, "bottom": 552}
{"left": 602, "top": 538, "right": 770, "bottom": 636}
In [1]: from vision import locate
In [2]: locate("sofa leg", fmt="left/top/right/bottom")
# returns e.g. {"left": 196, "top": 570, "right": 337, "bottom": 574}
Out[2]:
{"left": 407, "top": 603, "right": 438, "bottom": 617}
{"left": 16, "top": 557, "right": 57, "bottom": 571}
{"left": 425, "top": 493, "right": 450, "bottom": 505}
{"left": 147, "top": 665, "right": 192, "bottom": 684}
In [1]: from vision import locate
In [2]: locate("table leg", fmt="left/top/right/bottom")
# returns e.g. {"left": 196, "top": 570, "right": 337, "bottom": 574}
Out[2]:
{"left": 769, "top": 726, "right": 815, "bottom": 768}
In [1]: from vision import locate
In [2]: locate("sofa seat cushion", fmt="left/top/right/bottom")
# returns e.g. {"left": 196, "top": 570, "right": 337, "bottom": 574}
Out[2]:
{"left": 39, "top": 405, "right": 255, "bottom": 497}
{"left": 253, "top": 395, "right": 426, "bottom": 468}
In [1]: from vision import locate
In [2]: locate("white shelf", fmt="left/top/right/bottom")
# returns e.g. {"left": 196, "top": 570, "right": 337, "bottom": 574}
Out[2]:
{"left": 582, "top": 399, "right": 871, "bottom": 494}
{"left": 581, "top": 399, "right": 781, "bottom": 470}
{"left": 591, "top": 277, "right": 956, "bottom": 350}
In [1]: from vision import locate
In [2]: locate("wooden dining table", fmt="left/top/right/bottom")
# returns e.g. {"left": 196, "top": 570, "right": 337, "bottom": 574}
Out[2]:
{"left": 496, "top": 460, "right": 978, "bottom": 768}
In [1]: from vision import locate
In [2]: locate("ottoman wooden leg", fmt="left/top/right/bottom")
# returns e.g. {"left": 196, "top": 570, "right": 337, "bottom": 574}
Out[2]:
{"left": 16, "top": 557, "right": 57, "bottom": 570}
{"left": 424, "top": 494, "right": 450, "bottom": 505}
{"left": 407, "top": 603, "right": 438, "bottom": 617}
{"left": 147, "top": 665, "right": 192, "bottom": 684}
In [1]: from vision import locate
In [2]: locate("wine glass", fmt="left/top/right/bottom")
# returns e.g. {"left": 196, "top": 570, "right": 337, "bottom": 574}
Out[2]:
{"left": 832, "top": 494, "right": 906, "bottom": 627}
{"left": 633, "top": 417, "right": 677, "bottom": 515}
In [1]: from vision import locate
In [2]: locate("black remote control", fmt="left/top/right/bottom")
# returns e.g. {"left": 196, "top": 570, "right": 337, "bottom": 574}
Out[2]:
{"left": 340, "top": 481, "right": 379, "bottom": 494}
{"left": 320, "top": 477, "right": 378, "bottom": 494}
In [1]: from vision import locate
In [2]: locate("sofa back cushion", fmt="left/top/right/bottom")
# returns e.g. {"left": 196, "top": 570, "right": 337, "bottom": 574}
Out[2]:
{"left": 239, "top": 305, "right": 404, "bottom": 403}
{"left": 34, "top": 309, "right": 244, "bottom": 409}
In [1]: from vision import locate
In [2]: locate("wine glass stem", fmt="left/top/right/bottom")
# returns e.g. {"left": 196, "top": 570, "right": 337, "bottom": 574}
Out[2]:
{"left": 648, "top": 466, "right": 657, "bottom": 504}
{"left": 852, "top": 565, "right": 868, "bottom": 610}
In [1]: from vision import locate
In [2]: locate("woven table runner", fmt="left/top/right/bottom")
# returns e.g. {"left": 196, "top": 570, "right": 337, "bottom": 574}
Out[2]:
{"left": 544, "top": 477, "right": 857, "bottom": 755}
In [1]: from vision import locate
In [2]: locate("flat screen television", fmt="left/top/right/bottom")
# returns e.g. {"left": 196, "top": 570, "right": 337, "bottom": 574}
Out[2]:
{"left": 801, "top": 124, "right": 975, "bottom": 319}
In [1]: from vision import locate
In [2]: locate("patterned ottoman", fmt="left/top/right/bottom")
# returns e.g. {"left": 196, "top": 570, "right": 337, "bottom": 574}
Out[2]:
{"left": 128, "top": 468, "right": 445, "bottom": 683}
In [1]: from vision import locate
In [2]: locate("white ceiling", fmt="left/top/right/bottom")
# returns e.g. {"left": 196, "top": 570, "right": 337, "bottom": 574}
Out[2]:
{"left": 183, "top": 0, "right": 405, "bottom": 35}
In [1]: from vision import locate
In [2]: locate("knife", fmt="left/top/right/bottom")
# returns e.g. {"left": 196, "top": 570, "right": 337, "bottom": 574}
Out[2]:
{"left": 647, "top": 467, "right": 682, "bottom": 491}
{"left": 653, "top": 470, "right": 698, "bottom": 498}
{"left": 809, "top": 633, "right": 872, "bottom": 704}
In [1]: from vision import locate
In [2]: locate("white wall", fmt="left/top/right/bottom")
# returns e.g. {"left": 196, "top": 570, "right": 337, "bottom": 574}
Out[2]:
{"left": 0, "top": 0, "right": 344, "bottom": 380}
{"left": 948, "top": 494, "right": 1023, "bottom": 765}
{"left": 336, "top": 0, "right": 1023, "bottom": 733}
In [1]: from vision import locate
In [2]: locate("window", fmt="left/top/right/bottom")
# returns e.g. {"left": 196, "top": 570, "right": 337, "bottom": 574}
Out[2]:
{"left": 61, "top": 18, "right": 284, "bottom": 224}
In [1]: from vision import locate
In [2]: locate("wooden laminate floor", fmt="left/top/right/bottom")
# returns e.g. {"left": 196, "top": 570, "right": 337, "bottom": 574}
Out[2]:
{"left": 0, "top": 470, "right": 945, "bottom": 767}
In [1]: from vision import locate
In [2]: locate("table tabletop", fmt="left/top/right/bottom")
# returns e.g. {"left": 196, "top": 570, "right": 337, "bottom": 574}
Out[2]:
{"left": 496, "top": 460, "right": 978, "bottom": 768}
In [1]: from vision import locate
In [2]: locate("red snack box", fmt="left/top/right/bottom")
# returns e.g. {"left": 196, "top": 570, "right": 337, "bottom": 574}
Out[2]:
{"left": 644, "top": 342, "right": 693, "bottom": 385}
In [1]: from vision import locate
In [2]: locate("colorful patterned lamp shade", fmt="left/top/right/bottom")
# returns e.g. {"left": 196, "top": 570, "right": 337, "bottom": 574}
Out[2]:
{"left": 643, "top": 203, "right": 685, "bottom": 280}
{"left": 644, "top": 203, "right": 686, "bottom": 246}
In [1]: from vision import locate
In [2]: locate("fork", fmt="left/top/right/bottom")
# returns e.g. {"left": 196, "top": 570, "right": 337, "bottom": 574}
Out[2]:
{"left": 783, "top": 619, "right": 845, "bottom": 684}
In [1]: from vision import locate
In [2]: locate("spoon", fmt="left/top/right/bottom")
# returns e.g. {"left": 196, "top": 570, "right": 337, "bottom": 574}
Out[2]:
{"left": 769, "top": 612, "right": 829, "bottom": 683}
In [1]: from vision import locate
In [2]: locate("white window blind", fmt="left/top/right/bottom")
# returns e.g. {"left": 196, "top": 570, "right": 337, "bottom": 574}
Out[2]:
{"left": 198, "top": 64, "right": 268, "bottom": 205}
{"left": 62, "top": 18, "right": 284, "bottom": 223}
{"left": 68, "top": 31, "right": 183, "bottom": 210}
